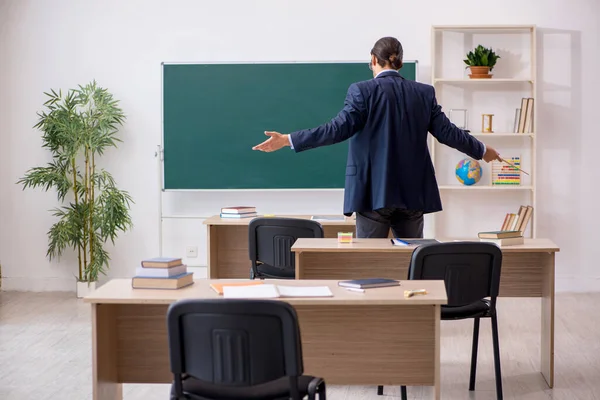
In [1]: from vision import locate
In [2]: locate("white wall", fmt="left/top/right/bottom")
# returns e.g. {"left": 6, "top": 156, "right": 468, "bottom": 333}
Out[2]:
{"left": 1, "top": 0, "right": 598, "bottom": 292}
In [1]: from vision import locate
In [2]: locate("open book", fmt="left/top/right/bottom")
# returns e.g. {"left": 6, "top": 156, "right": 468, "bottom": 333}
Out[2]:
{"left": 222, "top": 284, "right": 333, "bottom": 299}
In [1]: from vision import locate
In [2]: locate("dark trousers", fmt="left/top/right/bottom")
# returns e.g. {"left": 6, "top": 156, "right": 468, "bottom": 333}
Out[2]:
{"left": 356, "top": 208, "right": 424, "bottom": 239}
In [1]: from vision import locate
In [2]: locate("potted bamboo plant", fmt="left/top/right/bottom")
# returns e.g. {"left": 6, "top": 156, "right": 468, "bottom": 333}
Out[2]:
{"left": 18, "top": 81, "right": 134, "bottom": 297}
{"left": 464, "top": 45, "right": 500, "bottom": 79}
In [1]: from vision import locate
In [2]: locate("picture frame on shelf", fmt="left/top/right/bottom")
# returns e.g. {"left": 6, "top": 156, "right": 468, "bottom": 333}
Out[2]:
{"left": 448, "top": 109, "right": 468, "bottom": 129}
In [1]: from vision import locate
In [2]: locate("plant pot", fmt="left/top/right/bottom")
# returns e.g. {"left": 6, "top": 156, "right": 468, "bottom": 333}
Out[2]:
{"left": 76, "top": 280, "right": 97, "bottom": 298}
{"left": 468, "top": 66, "right": 492, "bottom": 79}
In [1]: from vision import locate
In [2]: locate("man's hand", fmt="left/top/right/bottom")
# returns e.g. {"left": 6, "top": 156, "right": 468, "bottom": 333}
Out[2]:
{"left": 252, "top": 131, "right": 290, "bottom": 152}
{"left": 482, "top": 145, "right": 502, "bottom": 163}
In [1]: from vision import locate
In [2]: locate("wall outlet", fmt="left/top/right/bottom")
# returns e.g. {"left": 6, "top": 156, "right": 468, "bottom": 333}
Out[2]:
{"left": 186, "top": 246, "right": 198, "bottom": 258}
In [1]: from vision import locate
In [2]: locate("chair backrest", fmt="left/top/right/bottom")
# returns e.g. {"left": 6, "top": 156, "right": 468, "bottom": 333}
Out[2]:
{"left": 249, "top": 217, "right": 324, "bottom": 278}
{"left": 408, "top": 242, "right": 503, "bottom": 307}
{"left": 167, "top": 299, "right": 304, "bottom": 388}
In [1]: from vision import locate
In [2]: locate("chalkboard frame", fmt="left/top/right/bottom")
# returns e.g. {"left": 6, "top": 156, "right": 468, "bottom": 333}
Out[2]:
{"left": 159, "top": 60, "right": 419, "bottom": 191}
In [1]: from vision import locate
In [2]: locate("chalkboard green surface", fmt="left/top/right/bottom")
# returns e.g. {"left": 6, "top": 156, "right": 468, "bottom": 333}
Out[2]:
{"left": 162, "top": 61, "right": 417, "bottom": 189}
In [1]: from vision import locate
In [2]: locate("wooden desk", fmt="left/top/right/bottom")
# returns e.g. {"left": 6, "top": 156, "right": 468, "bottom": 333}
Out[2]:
{"left": 203, "top": 215, "right": 356, "bottom": 278}
{"left": 85, "top": 279, "right": 447, "bottom": 400}
{"left": 291, "top": 237, "right": 560, "bottom": 388}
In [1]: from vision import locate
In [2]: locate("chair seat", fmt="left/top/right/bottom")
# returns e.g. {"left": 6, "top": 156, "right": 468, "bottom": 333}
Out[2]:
{"left": 256, "top": 263, "right": 296, "bottom": 279}
{"left": 442, "top": 299, "right": 491, "bottom": 320}
{"left": 172, "top": 375, "right": 320, "bottom": 399}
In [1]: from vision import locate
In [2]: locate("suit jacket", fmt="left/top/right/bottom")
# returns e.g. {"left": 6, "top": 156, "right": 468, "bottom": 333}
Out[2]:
{"left": 289, "top": 70, "right": 485, "bottom": 216}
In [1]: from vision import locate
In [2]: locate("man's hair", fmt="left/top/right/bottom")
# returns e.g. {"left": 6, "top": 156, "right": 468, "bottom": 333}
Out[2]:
{"left": 371, "top": 37, "right": 403, "bottom": 70}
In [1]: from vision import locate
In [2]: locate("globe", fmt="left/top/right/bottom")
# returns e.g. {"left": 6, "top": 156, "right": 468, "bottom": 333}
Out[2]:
{"left": 455, "top": 158, "right": 482, "bottom": 185}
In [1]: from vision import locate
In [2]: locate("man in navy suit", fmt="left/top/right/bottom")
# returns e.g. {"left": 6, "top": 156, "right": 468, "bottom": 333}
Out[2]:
{"left": 253, "top": 37, "right": 502, "bottom": 238}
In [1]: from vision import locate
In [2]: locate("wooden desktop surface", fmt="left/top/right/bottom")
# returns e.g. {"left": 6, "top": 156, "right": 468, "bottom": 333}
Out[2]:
{"left": 203, "top": 214, "right": 356, "bottom": 226}
{"left": 292, "top": 238, "right": 560, "bottom": 253}
{"left": 86, "top": 279, "right": 446, "bottom": 399}
{"left": 84, "top": 278, "right": 447, "bottom": 306}
{"left": 290, "top": 236, "right": 559, "bottom": 389}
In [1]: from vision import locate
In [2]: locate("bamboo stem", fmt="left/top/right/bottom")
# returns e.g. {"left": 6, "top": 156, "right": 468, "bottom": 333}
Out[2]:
{"left": 71, "top": 158, "right": 83, "bottom": 281}
{"left": 89, "top": 151, "right": 96, "bottom": 279}
{"left": 82, "top": 146, "right": 89, "bottom": 281}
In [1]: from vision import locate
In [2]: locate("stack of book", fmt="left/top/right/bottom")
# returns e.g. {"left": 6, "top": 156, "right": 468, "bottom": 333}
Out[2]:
{"left": 478, "top": 205, "right": 533, "bottom": 246}
{"left": 132, "top": 257, "right": 194, "bottom": 289}
{"left": 492, "top": 156, "right": 521, "bottom": 186}
{"left": 513, "top": 97, "right": 534, "bottom": 133}
{"left": 220, "top": 206, "right": 257, "bottom": 219}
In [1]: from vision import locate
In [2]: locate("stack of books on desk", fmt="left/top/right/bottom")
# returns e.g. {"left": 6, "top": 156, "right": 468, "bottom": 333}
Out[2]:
{"left": 132, "top": 257, "right": 193, "bottom": 289}
{"left": 478, "top": 205, "right": 533, "bottom": 246}
{"left": 220, "top": 206, "right": 257, "bottom": 219}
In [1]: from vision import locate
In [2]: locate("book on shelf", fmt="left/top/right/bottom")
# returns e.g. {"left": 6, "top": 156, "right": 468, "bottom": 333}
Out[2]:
{"left": 132, "top": 272, "right": 194, "bottom": 289}
{"left": 338, "top": 278, "right": 400, "bottom": 289}
{"left": 480, "top": 236, "right": 525, "bottom": 246}
{"left": 478, "top": 205, "right": 533, "bottom": 244}
{"left": 478, "top": 230, "right": 522, "bottom": 239}
{"left": 515, "top": 97, "right": 534, "bottom": 133}
{"left": 222, "top": 284, "right": 333, "bottom": 299}
{"left": 492, "top": 156, "right": 521, "bottom": 186}
{"left": 141, "top": 257, "right": 182, "bottom": 268}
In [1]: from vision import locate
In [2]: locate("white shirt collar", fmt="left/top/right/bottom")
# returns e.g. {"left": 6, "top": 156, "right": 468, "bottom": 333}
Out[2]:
{"left": 375, "top": 69, "right": 399, "bottom": 78}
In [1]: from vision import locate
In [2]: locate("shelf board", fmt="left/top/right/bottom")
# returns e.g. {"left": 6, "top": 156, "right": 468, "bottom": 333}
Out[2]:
{"left": 434, "top": 78, "right": 533, "bottom": 84}
{"left": 439, "top": 185, "right": 533, "bottom": 190}
{"left": 432, "top": 25, "right": 535, "bottom": 34}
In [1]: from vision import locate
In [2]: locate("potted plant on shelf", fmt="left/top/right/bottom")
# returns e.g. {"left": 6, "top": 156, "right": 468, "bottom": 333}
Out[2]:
{"left": 464, "top": 45, "right": 500, "bottom": 79}
{"left": 18, "top": 81, "right": 134, "bottom": 297}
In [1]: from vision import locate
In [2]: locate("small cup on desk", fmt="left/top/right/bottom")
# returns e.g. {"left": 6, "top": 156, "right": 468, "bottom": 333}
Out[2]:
{"left": 338, "top": 232, "right": 353, "bottom": 243}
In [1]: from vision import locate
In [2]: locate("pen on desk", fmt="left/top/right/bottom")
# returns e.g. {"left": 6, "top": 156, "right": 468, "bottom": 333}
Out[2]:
{"left": 345, "top": 288, "right": 365, "bottom": 293}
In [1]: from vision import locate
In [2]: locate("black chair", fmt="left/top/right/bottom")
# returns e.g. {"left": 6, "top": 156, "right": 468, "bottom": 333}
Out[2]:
{"left": 249, "top": 217, "right": 324, "bottom": 279}
{"left": 167, "top": 298, "right": 327, "bottom": 400}
{"left": 377, "top": 241, "right": 503, "bottom": 400}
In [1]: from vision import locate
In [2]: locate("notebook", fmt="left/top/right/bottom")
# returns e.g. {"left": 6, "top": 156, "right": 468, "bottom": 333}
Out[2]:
{"left": 310, "top": 215, "right": 346, "bottom": 221}
{"left": 391, "top": 238, "right": 440, "bottom": 246}
{"left": 222, "top": 284, "right": 333, "bottom": 299}
{"left": 338, "top": 278, "right": 400, "bottom": 289}
{"left": 210, "top": 281, "right": 264, "bottom": 295}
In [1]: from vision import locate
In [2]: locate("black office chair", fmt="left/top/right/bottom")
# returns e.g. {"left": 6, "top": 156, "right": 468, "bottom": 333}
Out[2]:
{"left": 249, "top": 217, "right": 324, "bottom": 279}
{"left": 167, "top": 298, "right": 327, "bottom": 400}
{"left": 377, "top": 241, "right": 503, "bottom": 400}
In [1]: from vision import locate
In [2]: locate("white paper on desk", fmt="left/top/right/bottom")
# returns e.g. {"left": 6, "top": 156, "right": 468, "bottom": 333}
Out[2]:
{"left": 277, "top": 285, "right": 333, "bottom": 297}
{"left": 222, "top": 284, "right": 333, "bottom": 298}
{"left": 310, "top": 215, "right": 345, "bottom": 221}
{"left": 223, "top": 284, "right": 280, "bottom": 298}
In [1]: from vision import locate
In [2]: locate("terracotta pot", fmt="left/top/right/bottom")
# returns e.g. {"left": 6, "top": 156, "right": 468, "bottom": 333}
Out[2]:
{"left": 468, "top": 66, "right": 492, "bottom": 79}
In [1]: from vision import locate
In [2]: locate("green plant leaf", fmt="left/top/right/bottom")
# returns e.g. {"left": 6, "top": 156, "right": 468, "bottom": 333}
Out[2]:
{"left": 464, "top": 45, "right": 500, "bottom": 69}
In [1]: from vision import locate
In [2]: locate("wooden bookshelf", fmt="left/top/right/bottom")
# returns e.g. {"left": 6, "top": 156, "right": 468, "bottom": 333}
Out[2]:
{"left": 430, "top": 25, "right": 537, "bottom": 238}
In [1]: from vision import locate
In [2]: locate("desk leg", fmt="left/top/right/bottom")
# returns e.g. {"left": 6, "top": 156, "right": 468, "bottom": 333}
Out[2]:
{"left": 434, "top": 305, "right": 441, "bottom": 400}
{"left": 207, "top": 225, "right": 219, "bottom": 278}
{"left": 92, "top": 304, "right": 122, "bottom": 400}
{"left": 295, "top": 252, "right": 303, "bottom": 279}
{"left": 541, "top": 252, "right": 555, "bottom": 388}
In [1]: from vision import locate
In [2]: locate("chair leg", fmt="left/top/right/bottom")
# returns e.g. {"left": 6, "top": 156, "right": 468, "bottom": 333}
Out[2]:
{"left": 469, "top": 317, "right": 481, "bottom": 391}
{"left": 318, "top": 381, "right": 327, "bottom": 400}
{"left": 491, "top": 314, "right": 503, "bottom": 400}
{"left": 401, "top": 385, "right": 407, "bottom": 400}
{"left": 377, "top": 385, "right": 383, "bottom": 395}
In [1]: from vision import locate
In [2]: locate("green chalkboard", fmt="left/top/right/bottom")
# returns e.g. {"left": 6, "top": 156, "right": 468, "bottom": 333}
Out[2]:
{"left": 162, "top": 61, "right": 417, "bottom": 189}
